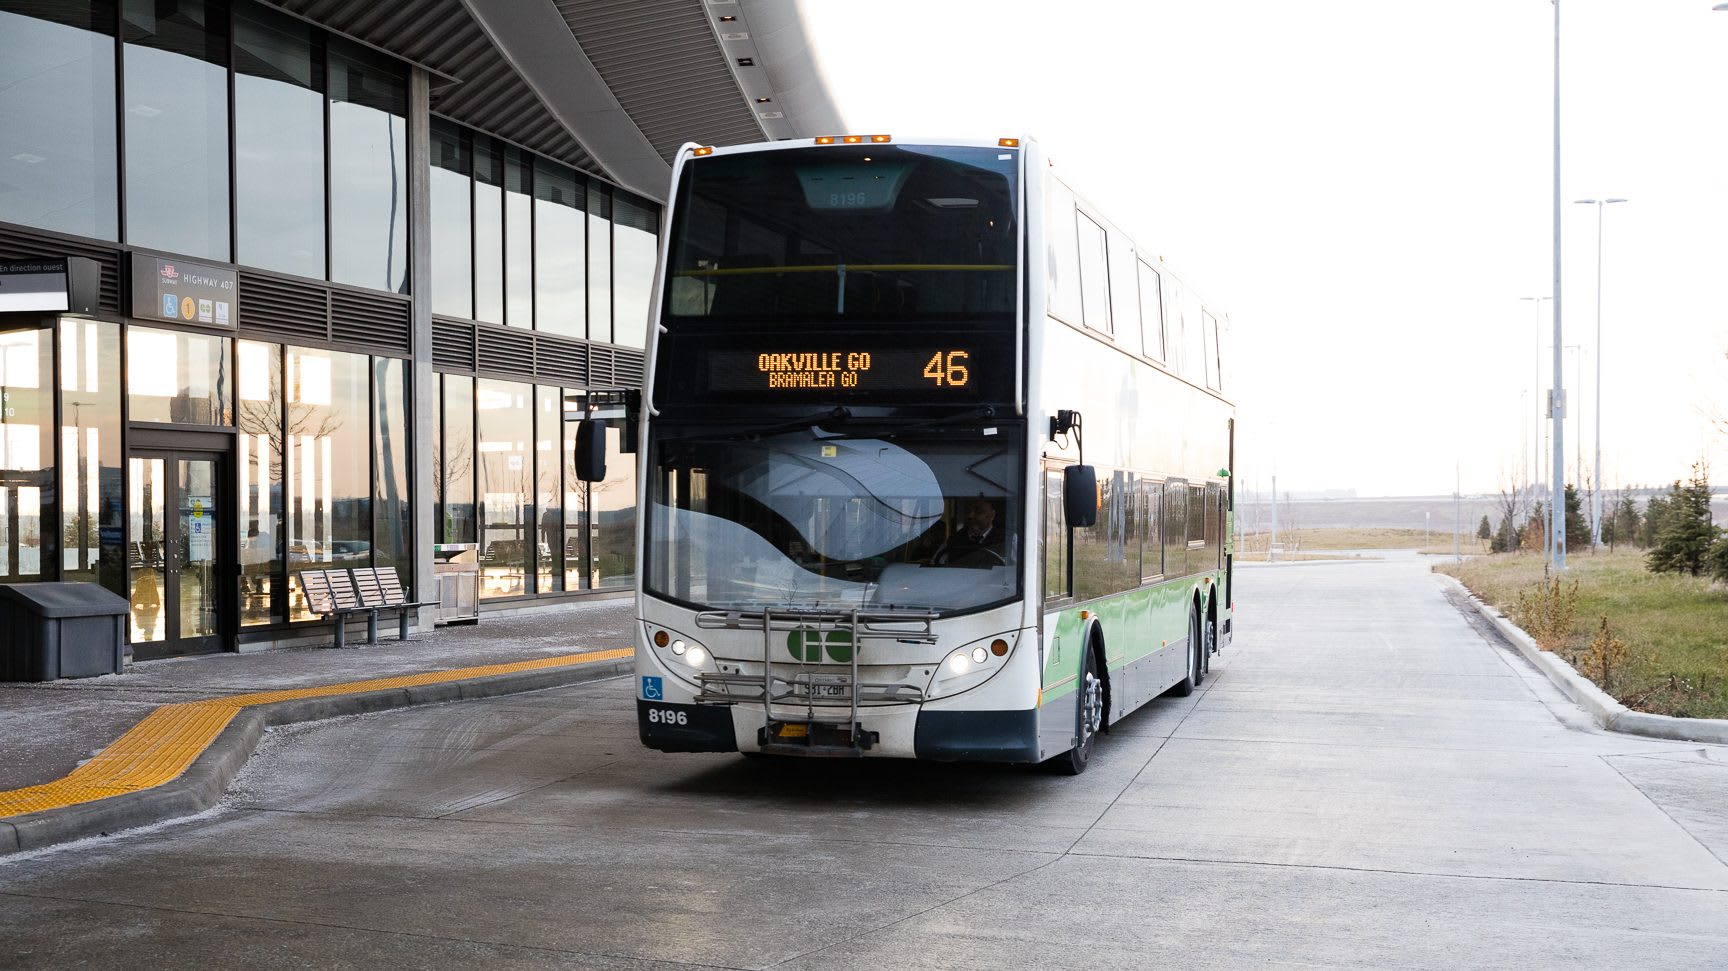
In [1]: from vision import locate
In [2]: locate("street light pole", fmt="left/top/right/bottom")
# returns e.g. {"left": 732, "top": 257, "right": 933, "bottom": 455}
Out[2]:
{"left": 1518, "top": 295, "right": 1551, "bottom": 541}
{"left": 1550, "top": 0, "right": 1566, "bottom": 572}
{"left": 1574, "top": 196, "right": 1626, "bottom": 550}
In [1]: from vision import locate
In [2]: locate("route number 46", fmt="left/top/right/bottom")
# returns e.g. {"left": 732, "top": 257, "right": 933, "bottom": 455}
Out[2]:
{"left": 922, "top": 350, "right": 970, "bottom": 387}
{"left": 647, "top": 707, "right": 688, "bottom": 726}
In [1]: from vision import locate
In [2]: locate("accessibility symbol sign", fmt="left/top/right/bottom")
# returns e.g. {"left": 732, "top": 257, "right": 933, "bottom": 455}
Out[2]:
{"left": 641, "top": 676, "right": 663, "bottom": 701}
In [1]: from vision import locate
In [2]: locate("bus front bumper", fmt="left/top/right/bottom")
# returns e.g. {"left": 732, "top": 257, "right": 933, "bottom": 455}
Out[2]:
{"left": 637, "top": 700, "right": 1040, "bottom": 763}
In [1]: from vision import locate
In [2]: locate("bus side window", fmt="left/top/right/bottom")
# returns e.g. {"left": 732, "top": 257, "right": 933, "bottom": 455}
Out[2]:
{"left": 1141, "top": 477, "right": 1163, "bottom": 580}
{"left": 1163, "top": 480, "right": 1187, "bottom": 577}
{"left": 1206, "top": 482, "right": 1223, "bottom": 569}
{"left": 1047, "top": 182, "right": 1083, "bottom": 325}
{"left": 1043, "top": 470, "right": 1067, "bottom": 604}
{"left": 1076, "top": 212, "right": 1112, "bottom": 335}
{"left": 1138, "top": 261, "right": 1165, "bottom": 361}
{"left": 1203, "top": 311, "right": 1221, "bottom": 391}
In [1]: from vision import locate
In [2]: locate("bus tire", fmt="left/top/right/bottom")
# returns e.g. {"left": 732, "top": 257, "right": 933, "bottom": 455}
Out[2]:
{"left": 1202, "top": 600, "right": 1218, "bottom": 676}
{"left": 1050, "top": 644, "right": 1104, "bottom": 775}
{"left": 1168, "top": 608, "right": 1201, "bottom": 697}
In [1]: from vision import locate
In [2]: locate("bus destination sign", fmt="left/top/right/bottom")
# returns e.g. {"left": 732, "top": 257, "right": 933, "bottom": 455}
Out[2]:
{"left": 708, "top": 347, "right": 977, "bottom": 394}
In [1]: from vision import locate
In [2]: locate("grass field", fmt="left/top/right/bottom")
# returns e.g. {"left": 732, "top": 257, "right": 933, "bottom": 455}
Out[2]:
{"left": 1436, "top": 550, "right": 1728, "bottom": 719}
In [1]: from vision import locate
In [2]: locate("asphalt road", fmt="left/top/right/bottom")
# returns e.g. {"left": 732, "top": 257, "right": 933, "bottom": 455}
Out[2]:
{"left": 3, "top": 556, "right": 1726, "bottom": 969}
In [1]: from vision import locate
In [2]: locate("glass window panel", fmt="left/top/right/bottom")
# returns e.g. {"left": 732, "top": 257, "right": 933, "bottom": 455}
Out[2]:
{"left": 1140, "top": 477, "right": 1163, "bottom": 580}
{"left": 1137, "top": 261, "right": 1165, "bottom": 360}
{"left": 237, "top": 340, "right": 283, "bottom": 626}
{"left": 587, "top": 182, "right": 612, "bottom": 343}
{"left": 128, "top": 455, "right": 166, "bottom": 640}
{"left": 430, "top": 120, "right": 472, "bottom": 318}
{"left": 328, "top": 42, "right": 406, "bottom": 293}
{"left": 373, "top": 357, "right": 410, "bottom": 590}
{"left": 0, "top": 3, "right": 118, "bottom": 240}
{"left": 122, "top": 0, "right": 229, "bottom": 260}
{"left": 1072, "top": 469, "right": 1136, "bottom": 599}
{"left": 593, "top": 413, "right": 635, "bottom": 589}
{"left": 473, "top": 136, "right": 504, "bottom": 323}
{"left": 534, "top": 385, "right": 560, "bottom": 592}
{"left": 562, "top": 390, "right": 587, "bottom": 588}
{"left": 1077, "top": 212, "right": 1111, "bottom": 335}
{"left": 286, "top": 346, "right": 370, "bottom": 619}
{"left": 505, "top": 148, "right": 534, "bottom": 327}
{"left": 0, "top": 328, "right": 53, "bottom": 582}
{"left": 440, "top": 373, "right": 475, "bottom": 543}
{"left": 59, "top": 319, "right": 124, "bottom": 598}
{"left": 1204, "top": 311, "right": 1222, "bottom": 390}
{"left": 534, "top": 159, "right": 585, "bottom": 338}
{"left": 1043, "top": 470, "right": 1065, "bottom": 604}
{"left": 1109, "top": 232, "right": 1139, "bottom": 351}
{"left": 612, "top": 192, "right": 658, "bottom": 349}
{"left": 476, "top": 378, "right": 530, "bottom": 598}
{"left": 234, "top": 3, "right": 324, "bottom": 278}
{"left": 1046, "top": 182, "right": 1082, "bottom": 325}
{"left": 1163, "top": 480, "right": 1187, "bottom": 578}
{"left": 126, "top": 325, "right": 232, "bottom": 424}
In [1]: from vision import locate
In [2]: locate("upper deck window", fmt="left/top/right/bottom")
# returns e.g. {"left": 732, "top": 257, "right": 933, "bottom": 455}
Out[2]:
{"left": 665, "top": 145, "right": 1019, "bottom": 323}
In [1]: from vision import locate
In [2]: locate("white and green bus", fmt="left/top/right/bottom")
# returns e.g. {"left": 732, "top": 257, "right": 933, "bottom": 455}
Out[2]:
{"left": 603, "top": 134, "right": 1234, "bottom": 773}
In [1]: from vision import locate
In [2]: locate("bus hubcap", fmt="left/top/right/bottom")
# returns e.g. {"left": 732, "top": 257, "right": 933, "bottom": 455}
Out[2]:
{"left": 1081, "top": 673, "right": 1103, "bottom": 739}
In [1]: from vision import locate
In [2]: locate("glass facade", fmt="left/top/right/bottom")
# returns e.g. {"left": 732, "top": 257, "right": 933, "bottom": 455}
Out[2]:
{"left": 60, "top": 319, "right": 124, "bottom": 598}
{"left": 234, "top": 3, "right": 324, "bottom": 278}
{"left": 534, "top": 385, "right": 561, "bottom": 592}
{"left": 0, "top": 2, "right": 118, "bottom": 241}
{"left": 612, "top": 194, "right": 657, "bottom": 349}
{"left": 238, "top": 340, "right": 283, "bottom": 626}
{"left": 472, "top": 137, "right": 505, "bottom": 323}
{"left": 438, "top": 374, "right": 476, "bottom": 544}
{"left": 476, "top": 378, "right": 531, "bottom": 598}
{"left": 534, "top": 159, "right": 585, "bottom": 337}
{"left": 587, "top": 183, "right": 612, "bottom": 343}
{"left": 0, "top": 328, "right": 53, "bottom": 583}
{"left": 505, "top": 149, "right": 534, "bottom": 327}
{"left": 373, "top": 357, "right": 411, "bottom": 579}
{"left": 328, "top": 42, "right": 407, "bottom": 293}
{"left": 127, "top": 326, "right": 232, "bottom": 425}
{"left": 285, "top": 345, "right": 371, "bottom": 619}
{"left": 122, "top": 0, "right": 230, "bottom": 261}
{"left": 430, "top": 120, "right": 473, "bottom": 318}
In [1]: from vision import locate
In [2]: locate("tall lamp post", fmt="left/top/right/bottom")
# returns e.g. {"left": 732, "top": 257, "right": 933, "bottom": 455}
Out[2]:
{"left": 1518, "top": 295, "right": 1551, "bottom": 526}
{"left": 1549, "top": 0, "right": 1566, "bottom": 572}
{"left": 1574, "top": 197, "right": 1626, "bottom": 550}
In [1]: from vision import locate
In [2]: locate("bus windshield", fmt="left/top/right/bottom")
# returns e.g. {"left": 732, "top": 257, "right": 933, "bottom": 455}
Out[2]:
{"left": 664, "top": 144, "right": 1019, "bottom": 323}
{"left": 647, "top": 424, "right": 1022, "bottom": 614}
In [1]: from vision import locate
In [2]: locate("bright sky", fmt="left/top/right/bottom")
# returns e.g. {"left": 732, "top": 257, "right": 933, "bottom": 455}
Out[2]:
{"left": 799, "top": 0, "right": 1728, "bottom": 497}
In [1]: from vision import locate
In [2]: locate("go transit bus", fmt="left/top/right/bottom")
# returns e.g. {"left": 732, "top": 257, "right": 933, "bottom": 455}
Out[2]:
{"left": 607, "top": 134, "right": 1234, "bottom": 774}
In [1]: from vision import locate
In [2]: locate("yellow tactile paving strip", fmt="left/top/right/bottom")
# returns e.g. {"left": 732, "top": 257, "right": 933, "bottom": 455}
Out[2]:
{"left": 0, "top": 649, "right": 632, "bottom": 820}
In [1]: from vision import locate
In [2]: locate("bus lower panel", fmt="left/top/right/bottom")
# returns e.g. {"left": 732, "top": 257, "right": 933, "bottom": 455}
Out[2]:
{"left": 914, "top": 709, "right": 1040, "bottom": 763}
{"left": 638, "top": 700, "right": 738, "bottom": 753}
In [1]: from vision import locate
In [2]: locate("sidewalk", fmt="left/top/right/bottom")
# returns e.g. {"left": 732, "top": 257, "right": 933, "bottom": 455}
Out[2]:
{"left": 0, "top": 596, "right": 636, "bottom": 852}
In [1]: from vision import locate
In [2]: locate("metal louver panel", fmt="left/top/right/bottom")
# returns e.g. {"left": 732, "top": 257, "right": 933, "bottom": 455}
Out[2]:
{"left": 475, "top": 325, "right": 536, "bottom": 378}
{"left": 0, "top": 224, "right": 122, "bottom": 313}
{"left": 432, "top": 318, "right": 476, "bottom": 371}
{"left": 534, "top": 335, "right": 588, "bottom": 385}
{"left": 237, "top": 272, "right": 330, "bottom": 343}
{"left": 613, "top": 347, "right": 645, "bottom": 388}
{"left": 586, "top": 343, "right": 614, "bottom": 388}
{"left": 331, "top": 289, "right": 411, "bottom": 355}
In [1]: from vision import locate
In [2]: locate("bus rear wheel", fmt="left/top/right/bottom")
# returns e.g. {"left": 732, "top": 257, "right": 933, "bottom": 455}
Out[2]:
{"left": 1168, "top": 608, "right": 1202, "bottom": 697}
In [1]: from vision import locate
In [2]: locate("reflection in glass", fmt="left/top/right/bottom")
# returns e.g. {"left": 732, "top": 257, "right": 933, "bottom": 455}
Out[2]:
{"left": 477, "top": 379, "right": 530, "bottom": 598}
{"left": 587, "top": 183, "right": 612, "bottom": 342}
{"left": 0, "top": 5, "right": 118, "bottom": 240}
{"left": 562, "top": 390, "right": 588, "bottom": 589}
{"left": 235, "top": 3, "right": 324, "bottom": 277}
{"left": 177, "top": 456, "right": 218, "bottom": 638}
{"left": 505, "top": 148, "right": 534, "bottom": 327}
{"left": 286, "top": 346, "right": 370, "bottom": 619}
{"left": 534, "top": 159, "right": 585, "bottom": 337}
{"left": 60, "top": 319, "right": 124, "bottom": 598}
{"left": 329, "top": 42, "right": 407, "bottom": 292}
{"left": 0, "top": 329, "right": 52, "bottom": 582}
{"left": 238, "top": 340, "right": 283, "bottom": 626}
{"left": 473, "top": 137, "right": 504, "bottom": 323}
{"left": 122, "top": 0, "right": 229, "bottom": 260}
{"left": 127, "top": 325, "right": 232, "bottom": 425}
{"left": 594, "top": 415, "right": 636, "bottom": 589}
{"left": 128, "top": 456, "right": 166, "bottom": 641}
{"left": 612, "top": 193, "right": 658, "bottom": 349}
{"left": 535, "top": 386, "right": 561, "bottom": 592}
{"left": 430, "top": 119, "right": 473, "bottom": 318}
{"left": 439, "top": 374, "right": 475, "bottom": 543}
{"left": 373, "top": 357, "right": 410, "bottom": 589}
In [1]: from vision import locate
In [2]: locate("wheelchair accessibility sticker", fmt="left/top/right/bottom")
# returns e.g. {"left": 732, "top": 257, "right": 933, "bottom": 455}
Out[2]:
{"left": 641, "top": 676, "right": 664, "bottom": 701}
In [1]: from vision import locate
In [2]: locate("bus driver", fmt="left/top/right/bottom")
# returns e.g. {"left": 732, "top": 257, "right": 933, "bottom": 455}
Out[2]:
{"left": 932, "top": 499, "right": 1006, "bottom": 567}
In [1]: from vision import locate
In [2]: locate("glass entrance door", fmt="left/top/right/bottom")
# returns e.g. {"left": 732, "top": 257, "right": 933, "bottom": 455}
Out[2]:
{"left": 129, "top": 450, "right": 229, "bottom": 657}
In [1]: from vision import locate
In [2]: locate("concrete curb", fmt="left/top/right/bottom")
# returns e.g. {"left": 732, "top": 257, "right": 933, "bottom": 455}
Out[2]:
{"left": 1438, "top": 573, "right": 1728, "bottom": 745}
{"left": 0, "top": 655, "right": 632, "bottom": 857}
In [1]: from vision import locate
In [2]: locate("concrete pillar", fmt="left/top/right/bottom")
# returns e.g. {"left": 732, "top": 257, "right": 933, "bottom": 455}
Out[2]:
{"left": 407, "top": 66, "right": 436, "bottom": 629}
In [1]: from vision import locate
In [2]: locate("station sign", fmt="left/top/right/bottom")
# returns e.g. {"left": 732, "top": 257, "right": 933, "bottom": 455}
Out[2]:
{"left": 0, "top": 257, "right": 100, "bottom": 316}
{"left": 128, "top": 253, "right": 237, "bottom": 328}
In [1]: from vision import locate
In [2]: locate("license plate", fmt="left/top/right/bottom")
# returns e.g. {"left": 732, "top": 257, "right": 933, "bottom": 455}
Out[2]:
{"left": 806, "top": 684, "right": 849, "bottom": 698}
{"left": 777, "top": 723, "right": 809, "bottom": 738}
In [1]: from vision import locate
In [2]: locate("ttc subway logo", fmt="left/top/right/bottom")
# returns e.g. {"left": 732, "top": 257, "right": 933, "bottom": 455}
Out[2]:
{"left": 641, "top": 676, "right": 663, "bottom": 701}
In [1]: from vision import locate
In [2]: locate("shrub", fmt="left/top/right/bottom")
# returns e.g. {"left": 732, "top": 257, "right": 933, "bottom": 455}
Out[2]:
{"left": 1514, "top": 576, "right": 1579, "bottom": 651}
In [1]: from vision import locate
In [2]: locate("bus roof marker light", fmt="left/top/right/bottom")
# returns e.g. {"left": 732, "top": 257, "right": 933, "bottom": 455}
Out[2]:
{"left": 842, "top": 135, "right": 864, "bottom": 144}
{"left": 998, "top": 137, "right": 1020, "bottom": 148}
{"left": 815, "top": 136, "right": 836, "bottom": 145}
{"left": 869, "top": 134, "right": 891, "bottom": 143}
{"left": 692, "top": 146, "right": 714, "bottom": 156}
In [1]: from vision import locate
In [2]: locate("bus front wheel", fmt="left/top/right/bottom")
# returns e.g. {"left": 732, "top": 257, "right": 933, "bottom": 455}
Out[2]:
{"left": 1051, "top": 647, "right": 1104, "bottom": 775}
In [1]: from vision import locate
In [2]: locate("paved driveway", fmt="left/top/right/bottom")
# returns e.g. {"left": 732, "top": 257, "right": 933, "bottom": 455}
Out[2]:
{"left": 2, "top": 556, "right": 1725, "bottom": 969}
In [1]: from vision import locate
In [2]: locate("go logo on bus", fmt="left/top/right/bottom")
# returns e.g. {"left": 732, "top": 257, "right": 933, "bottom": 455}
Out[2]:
{"left": 787, "top": 627, "right": 853, "bottom": 662}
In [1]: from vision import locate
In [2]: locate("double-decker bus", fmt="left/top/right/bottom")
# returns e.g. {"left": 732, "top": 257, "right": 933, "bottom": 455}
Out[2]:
{"left": 599, "top": 134, "right": 1234, "bottom": 774}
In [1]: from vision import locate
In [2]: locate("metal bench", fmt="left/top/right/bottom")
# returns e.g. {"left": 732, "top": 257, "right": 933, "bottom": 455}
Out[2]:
{"left": 350, "top": 566, "right": 432, "bottom": 643}
{"left": 295, "top": 569, "right": 372, "bottom": 649}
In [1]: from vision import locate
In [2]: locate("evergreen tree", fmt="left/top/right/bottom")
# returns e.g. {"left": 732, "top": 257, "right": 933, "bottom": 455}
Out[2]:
{"left": 1476, "top": 514, "right": 1492, "bottom": 549}
{"left": 1601, "top": 513, "right": 1617, "bottom": 551}
{"left": 1492, "top": 513, "right": 1519, "bottom": 554}
{"left": 1707, "top": 534, "right": 1728, "bottom": 585}
{"left": 1641, "top": 491, "right": 1669, "bottom": 548}
{"left": 1647, "top": 464, "right": 1721, "bottom": 577}
{"left": 1613, "top": 492, "right": 1641, "bottom": 550}
{"left": 1523, "top": 501, "right": 1547, "bottom": 553}
{"left": 1563, "top": 484, "right": 1591, "bottom": 553}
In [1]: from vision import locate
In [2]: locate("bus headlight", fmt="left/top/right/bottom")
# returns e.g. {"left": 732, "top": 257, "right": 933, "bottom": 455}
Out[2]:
{"left": 928, "top": 633, "right": 1017, "bottom": 700}
{"left": 645, "top": 624, "right": 717, "bottom": 682}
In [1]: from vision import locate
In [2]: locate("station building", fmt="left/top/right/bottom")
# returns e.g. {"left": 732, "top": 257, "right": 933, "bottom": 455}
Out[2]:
{"left": 0, "top": 0, "right": 840, "bottom": 657}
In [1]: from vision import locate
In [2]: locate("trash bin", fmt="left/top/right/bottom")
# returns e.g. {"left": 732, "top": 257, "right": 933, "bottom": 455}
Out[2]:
{"left": 432, "top": 544, "right": 480, "bottom": 625}
{"left": 0, "top": 582, "right": 129, "bottom": 682}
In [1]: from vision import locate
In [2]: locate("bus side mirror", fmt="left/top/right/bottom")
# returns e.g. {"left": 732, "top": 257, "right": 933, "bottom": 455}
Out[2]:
{"left": 1064, "top": 465, "right": 1097, "bottom": 528}
{"left": 574, "top": 420, "right": 607, "bottom": 482}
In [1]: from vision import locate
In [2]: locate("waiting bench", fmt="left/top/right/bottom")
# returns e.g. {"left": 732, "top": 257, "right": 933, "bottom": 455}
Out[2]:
{"left": 296, "top": 566, "right": 432, "bottom": 648}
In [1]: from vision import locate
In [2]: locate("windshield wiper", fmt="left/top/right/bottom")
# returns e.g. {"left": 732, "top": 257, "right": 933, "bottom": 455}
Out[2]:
{"left": 659, "top": 406, "right": 852, "bottom": 443}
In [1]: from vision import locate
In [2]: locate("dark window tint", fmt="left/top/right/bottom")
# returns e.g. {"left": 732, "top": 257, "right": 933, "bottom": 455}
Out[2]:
{"left": 534, "top": 158, "right": 585, "bottom": 337}
{"left": 612, "top": 192, "right": 658, "bottom": 349}
{"left": 234, "top": 3, "right": 324, "bottom": 277}
{"left": 666, "top": 145, "right": 1018, "bottom": 323}
{"left": 328, "top": 42, "right": 406, "bottom": 292}
{"left": 473, "top": 136, "right": 504, "bottom": 323}
{"left": 123, "top": 0, "right": 229, "bottom": 260}
{"left": 0, "top": 2, "right": 118, "bottom": 240}
{"left": 1163, "top": 480, "right": 1187, "bottom": 578}
{"left": 430, "top": 119, "right": 472, "bottom": 317}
